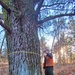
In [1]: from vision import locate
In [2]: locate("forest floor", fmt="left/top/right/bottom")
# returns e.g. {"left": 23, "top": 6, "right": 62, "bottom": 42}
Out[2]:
{"left": 54, "top": 64, "right": 75, "bottom": 75}
{"left": 0, "top": 62, "right": 9, "bottom": 75}
{"left": 0, "top": 61, "right": 75, "bottom": 75}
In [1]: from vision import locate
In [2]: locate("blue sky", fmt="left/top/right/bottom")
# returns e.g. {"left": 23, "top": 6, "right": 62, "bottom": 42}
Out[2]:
{"left": 0, "top": 5, "right": 5, "bottom": 50}
{"left": 0, "top": 5, "right": 2, "bottom": 13}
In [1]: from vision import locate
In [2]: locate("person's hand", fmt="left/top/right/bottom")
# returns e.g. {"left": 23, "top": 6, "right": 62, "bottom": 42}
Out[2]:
{"left": 43, "top": 53, "right": 47, "bottom": 57}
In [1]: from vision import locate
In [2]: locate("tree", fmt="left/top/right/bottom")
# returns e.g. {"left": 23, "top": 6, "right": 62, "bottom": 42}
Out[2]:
{"left": 40, "top": 36, "right": 46, "bottom": 51}
{"left": 0, "top": 0, "right": 75, "bottom": 75}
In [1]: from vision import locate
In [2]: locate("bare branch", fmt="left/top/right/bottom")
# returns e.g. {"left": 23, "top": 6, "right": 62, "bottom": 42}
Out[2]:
{"left": 38, "top": 13, "right": 75, "bottom": 24}
{"left": 33, "top": 0, "right": 40, "bottom": 6}
{"left": 0, "top": 29, "right": 4, "bottom": 34}
{"left": 42, "top": 3, "right": 65, "bottom": 7}
{"left": 0, "top": 20, "right": 11, "bottom": 33}
{"left": 35, "top": 0, "right": 44, "bottom": 19}
{"left": 33, "top": 0, "right": 40, "bottom": 4}
{"left": 0, "top": 0, "right": 11, "bottom": 14}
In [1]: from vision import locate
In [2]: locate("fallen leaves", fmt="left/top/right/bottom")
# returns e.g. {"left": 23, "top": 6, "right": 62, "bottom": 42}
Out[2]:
{"left": 54, "top": 64, "right": 75, "bottom": 75}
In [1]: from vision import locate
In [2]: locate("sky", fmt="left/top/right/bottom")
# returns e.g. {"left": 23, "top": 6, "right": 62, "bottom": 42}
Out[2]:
{"left": 38, "top": 29, "right": 54, "bottom": 49}
{"left": 45, "top": 36, "right": 53, "bottom": 49}
{"left": 0, "top": 5, "right": 2, "bottom": 13}
{"left": 0, "top": 5, "right": 5, "bottom": 50}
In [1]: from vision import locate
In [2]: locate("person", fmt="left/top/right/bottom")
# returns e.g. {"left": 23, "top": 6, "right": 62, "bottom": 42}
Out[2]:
{"left": 43, "top": 49, "right": 54, "bottom": 75}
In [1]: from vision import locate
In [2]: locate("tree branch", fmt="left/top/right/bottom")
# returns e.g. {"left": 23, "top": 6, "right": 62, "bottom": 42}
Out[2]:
{"left": 35, "top": 0, "right": 44, "bottom": 19}
{"left": 0, "top": 0, "right": 11, "bottom": 14}
{"left": 38, "top": 13, "right": 75, "bottom": 24}
{"left": 42, "top": 3, "right": 65, "bottom": 7}
{"left": 0, "top": 29, "right": 4, "bottom": 34}
{"left": 33, "top": 0, "right": 40, "bottom": 5}
{"left": 0, "top": 20, "right": 11, "bottom": 33}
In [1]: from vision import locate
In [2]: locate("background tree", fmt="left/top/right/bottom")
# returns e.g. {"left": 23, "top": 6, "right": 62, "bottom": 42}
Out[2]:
{"left": 40, "top": 36, "right": 46, "bottom": 52}
{"left": 53, "top": 19, "right": 75, "bottom": 65}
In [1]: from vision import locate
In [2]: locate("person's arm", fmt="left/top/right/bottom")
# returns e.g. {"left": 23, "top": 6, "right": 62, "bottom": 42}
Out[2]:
{"left": 47, "top": 53, "right": 53, "bottom": 58}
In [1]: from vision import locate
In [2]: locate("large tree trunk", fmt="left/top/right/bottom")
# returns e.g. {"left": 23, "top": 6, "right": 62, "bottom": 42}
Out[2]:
{"left": 5, "top": 0, "right": 42, "bottom": 75}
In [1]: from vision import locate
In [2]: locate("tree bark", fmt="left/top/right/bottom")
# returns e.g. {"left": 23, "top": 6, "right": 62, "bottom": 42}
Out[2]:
{"left": 5, "top": 0, "right": 42, "bottom": 75}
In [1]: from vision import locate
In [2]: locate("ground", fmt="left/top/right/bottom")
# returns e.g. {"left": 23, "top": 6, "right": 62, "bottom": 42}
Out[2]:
{"left": 0, "top": 61, "right": 75, "bottom": 75}
{"left": 0, "top": 62, "right": 9, "bottom": 75}
{"left": 54, "top": 64, "right": 75, "bottom": 75}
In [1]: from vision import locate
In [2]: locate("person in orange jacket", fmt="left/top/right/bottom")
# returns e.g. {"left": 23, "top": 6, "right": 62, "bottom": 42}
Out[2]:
{"left": 43, "top": 49, "right": 54, "bottom": 75}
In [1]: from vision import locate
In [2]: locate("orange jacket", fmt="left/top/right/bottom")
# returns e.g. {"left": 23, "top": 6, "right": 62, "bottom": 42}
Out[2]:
{"left": 43, "top": 56, "right": 54, "bottom": 67}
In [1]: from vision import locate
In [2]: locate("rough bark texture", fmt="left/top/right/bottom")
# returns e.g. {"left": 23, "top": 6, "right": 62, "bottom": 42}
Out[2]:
{"left": 5, "top": 0, "right": 41, "bottom": 75}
